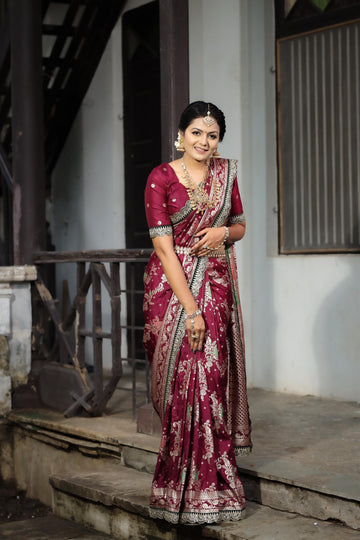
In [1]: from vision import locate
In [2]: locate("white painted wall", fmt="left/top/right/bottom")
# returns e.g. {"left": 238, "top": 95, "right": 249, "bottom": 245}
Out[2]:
{"left": 189, "top": 0, "right": 360, "bottom": 401}
{"left": 51, "top": 26, "right": 124, "bottom": 253}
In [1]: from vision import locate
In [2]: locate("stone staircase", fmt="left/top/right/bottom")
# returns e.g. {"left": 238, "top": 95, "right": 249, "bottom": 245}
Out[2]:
{"left": 49, "top": 466, "right": 359, "bottom": 540}
{"left": 5, "top": 388, "right": 360, "bottom": 539}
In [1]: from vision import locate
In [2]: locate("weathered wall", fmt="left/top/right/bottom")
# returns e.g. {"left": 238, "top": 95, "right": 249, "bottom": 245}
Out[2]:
{"left": 0, "top": 267, "right": 36, "bottom": 415}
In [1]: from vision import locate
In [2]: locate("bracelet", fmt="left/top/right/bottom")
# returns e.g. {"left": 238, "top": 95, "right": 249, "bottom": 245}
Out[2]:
{"left": 186, "top": 308, "right": 201, "bottom": 320}
{"left": 215, "top": 226, "right": 229, "bottom": 249}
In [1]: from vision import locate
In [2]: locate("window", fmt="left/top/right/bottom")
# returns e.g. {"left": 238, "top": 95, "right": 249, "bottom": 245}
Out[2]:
{"left": 276, "top": 0, "right": 360, "bottom": 253}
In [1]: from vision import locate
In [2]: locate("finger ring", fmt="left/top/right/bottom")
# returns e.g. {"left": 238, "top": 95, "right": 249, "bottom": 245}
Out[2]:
{"left": 204, "top": 244, "right": 211, "bottom": 250}
{"left": 192, "top": 333, "right": 199, "bottom": 339}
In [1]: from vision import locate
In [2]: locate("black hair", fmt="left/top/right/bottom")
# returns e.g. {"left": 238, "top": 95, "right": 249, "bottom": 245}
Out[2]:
{"left": 178, "top": 101, "right": 226, "bottom": 141}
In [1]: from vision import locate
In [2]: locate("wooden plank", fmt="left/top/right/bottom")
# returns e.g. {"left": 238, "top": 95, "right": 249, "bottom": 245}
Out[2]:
{"left": 0, "top": 142, "right": 13, "bottom": 191}
{"left": 91, "top": 263, "right": 103, "bottom": 405}
{"left": 93, "top": 262, "right": 112, "bottom": 295}
{"left": 43, "top": 3, "right": 94, "bottom": 98}
{"left": 91, "top": 374, "right": 121, "bottom": 416}
{"left": 76, "top": 262, "right": 86, "bottom": 370}
{"left": 78, "top": 329, "right": 111, "bottom": 339}
{"left": 64, "top": 388, "right": 95, "bottom": 418}
{"left": 62, "top": 266, "right": 92, "bottom": 331}
{"left": 110, "top": 262, "right": 122, "bottom": 379}
{"left": 34, "top": 277, "right": 74, "bottom": 361}
{"left": 33, "top": 248, "right": 153, "bottom": 263}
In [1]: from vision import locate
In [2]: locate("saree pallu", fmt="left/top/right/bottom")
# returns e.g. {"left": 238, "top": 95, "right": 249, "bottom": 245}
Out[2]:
{"left": 143, "top": 158, "right": 251, "bottom": 525}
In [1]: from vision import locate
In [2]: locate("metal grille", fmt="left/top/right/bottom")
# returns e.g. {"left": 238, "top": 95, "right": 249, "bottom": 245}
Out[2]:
{"left": 278, "top": 20, "right": 360, "bottom": 253}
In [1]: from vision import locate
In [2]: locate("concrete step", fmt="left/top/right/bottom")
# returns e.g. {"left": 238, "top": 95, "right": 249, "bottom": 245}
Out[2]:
{"left": 50, "top": 465, "right": 360, "bottom": 540}
{"left": 7, "top": 391, "right": 360, "bottom": 531}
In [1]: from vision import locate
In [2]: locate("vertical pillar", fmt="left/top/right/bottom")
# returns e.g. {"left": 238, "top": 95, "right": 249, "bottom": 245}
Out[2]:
{"left": 10, "top": 0, "right": 46, "bottom": 264}
{"left": 159, "top": 0, "right": 189, "bottom": 163}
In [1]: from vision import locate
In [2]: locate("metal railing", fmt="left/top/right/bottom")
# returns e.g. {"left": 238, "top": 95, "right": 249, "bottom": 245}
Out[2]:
{"left": 33, "top": 248, "right": 153, "bottom": 419}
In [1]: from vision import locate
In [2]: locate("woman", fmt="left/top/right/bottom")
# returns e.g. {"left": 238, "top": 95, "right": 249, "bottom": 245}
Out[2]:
{"left": 143, "top": 101, "right": 251, "bottom": 525}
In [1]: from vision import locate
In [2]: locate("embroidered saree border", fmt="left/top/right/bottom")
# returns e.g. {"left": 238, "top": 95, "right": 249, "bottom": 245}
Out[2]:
{"left": 149, "top": 225, "right": 173, "bottom": 238}
{"left": 162, "top": 255, "right": 208, "bottom": 416}
{"left": 170, "top": 199, "right": 193, "bottom": 225}
{"left": 225, "top": 244, "right": 252, "bottom": 452}
{"left": 229, "top": 212, "right": 246, "bottom": 224}
{"left": 161, "top": 160, "right": 236, "bottom": 416}
{"left": 149, "top": 506, "right": 245, "bottom": 525}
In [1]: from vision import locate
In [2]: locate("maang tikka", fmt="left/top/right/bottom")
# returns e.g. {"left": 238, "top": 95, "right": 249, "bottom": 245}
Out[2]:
{"left": 203, "top": 104, "right": 215, "bottom": 127}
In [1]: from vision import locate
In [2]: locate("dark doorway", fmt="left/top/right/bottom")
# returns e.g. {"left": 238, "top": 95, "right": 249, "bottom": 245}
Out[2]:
{"left": 123, "top": 1, "right": 160, "bottom": 250}
{"left": 122, "top": 1, "right": 160, "bottom": 361}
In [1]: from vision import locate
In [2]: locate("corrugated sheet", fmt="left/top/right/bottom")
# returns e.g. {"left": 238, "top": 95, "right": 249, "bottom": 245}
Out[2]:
{"left": 278, "top": 21, "right": 360, "bottom": 252}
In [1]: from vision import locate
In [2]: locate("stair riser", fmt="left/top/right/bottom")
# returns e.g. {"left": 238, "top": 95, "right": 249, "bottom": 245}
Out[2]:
{"left": 243, "top": 473, "right": 360, "bottom": 531}
{"left": 53, "top": 489, "right": 197, "bottom": 540}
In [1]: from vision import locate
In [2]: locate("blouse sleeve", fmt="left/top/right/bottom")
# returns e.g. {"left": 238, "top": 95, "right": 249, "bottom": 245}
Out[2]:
{"left": 144, "top": 167, "right": 173, "bottom": 239}
{"left": 229, "top": 177, "right": 246, "bottom": 225}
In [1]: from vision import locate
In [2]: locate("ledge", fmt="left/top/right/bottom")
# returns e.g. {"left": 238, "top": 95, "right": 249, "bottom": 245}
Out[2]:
{"left": 0, "top": 266, "right": 37, "bottom": 282}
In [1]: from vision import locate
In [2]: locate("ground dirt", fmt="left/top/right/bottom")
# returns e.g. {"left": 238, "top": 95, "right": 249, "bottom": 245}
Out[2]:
{"left": 0, "top": 486, "right": 51, "bottom": 524}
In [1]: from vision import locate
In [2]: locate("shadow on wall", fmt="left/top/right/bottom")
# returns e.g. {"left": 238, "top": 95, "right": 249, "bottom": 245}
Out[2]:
{"left": 313, "top": 254, "right": 360, "bottom": 401}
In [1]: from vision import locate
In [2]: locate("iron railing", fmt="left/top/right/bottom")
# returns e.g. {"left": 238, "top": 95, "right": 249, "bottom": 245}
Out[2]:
{"left": 33, "top": 248, "right": 153, "bottom": 419}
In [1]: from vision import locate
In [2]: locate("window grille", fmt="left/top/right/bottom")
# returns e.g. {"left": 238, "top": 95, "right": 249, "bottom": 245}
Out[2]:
{"left": 277, "top": 19, "right": 360, "bottom": 253}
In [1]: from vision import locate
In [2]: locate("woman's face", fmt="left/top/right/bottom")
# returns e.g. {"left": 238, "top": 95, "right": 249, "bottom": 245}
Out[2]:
{"left": 181, "top": 117, "right": 220, "bottom": 162}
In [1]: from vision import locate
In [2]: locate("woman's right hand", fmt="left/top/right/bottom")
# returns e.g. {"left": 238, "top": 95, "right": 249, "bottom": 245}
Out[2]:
{"left": 186, "top": 314, "right": 205, "bottom": 352}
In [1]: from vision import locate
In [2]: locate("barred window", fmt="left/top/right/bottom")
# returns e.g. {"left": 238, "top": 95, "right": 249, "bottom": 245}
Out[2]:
{"left": 277, "top": 14, "right": 360, "bottom": 253}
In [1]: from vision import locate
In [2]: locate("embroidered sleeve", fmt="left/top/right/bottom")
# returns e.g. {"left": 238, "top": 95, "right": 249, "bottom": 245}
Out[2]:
{"left": 149, "top": 225, "right": 173, "bottom": 239}
{"left": 229, "top": 176, "right": 246, "bottom": 224}
{"left": 144, "top": 166, "right": 173, "bottom": 239}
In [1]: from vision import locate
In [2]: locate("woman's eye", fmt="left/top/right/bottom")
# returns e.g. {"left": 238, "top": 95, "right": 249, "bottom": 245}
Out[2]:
{"left": 192, "top": 131, "right": 200, "bottom": 136}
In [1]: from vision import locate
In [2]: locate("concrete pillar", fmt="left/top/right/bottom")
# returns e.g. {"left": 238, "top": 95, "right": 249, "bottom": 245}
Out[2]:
{"left": 0, "top": 266, "right": 37, "bottom": 415}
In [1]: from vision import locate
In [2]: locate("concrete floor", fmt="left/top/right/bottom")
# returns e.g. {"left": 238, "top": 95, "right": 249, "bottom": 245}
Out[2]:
{"left": 4, "top": 379, "right": 360, "bottom": 538}
{"left": 106, "top": 380, "right": 360, "bottom": 505}
{"left": 242, "top": 387, "right": 360, "bottom": 502}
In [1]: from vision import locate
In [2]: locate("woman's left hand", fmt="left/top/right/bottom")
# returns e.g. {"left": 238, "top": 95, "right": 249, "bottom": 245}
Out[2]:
{"left": 190, "top": 227, "right": 226, "bottom": 257}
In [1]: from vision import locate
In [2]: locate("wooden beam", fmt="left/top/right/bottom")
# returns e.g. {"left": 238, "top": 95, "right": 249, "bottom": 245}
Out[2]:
{"left": 10, "top": 0, "right": 46, "bottom": 264}
{"left": 159, "top": 0, "right": 189, "bottom": 163}
{"left": 0, "top": 143, "right": 12, "bottom": 192}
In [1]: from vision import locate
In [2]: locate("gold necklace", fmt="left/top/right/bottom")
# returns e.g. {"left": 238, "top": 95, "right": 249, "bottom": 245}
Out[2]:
{"left": 181, "top": 158, "right": 220, "bottom": 214}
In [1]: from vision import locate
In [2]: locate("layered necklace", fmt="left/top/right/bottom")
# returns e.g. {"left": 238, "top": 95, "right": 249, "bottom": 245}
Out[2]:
{"left": 181, "top": 157, "right": 220, "bottom": 214}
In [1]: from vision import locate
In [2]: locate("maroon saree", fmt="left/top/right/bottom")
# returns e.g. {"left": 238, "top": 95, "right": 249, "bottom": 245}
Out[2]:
{"left": 143, "top": 158, "right": 251, "bottom": 525}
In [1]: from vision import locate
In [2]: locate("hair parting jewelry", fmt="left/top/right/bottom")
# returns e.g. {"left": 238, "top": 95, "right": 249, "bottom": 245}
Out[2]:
{"left": 181, "top": 158, "right": 221, "bottom": 214}
{"left": 203, "top": 103, "right": 216, "bottom": 127}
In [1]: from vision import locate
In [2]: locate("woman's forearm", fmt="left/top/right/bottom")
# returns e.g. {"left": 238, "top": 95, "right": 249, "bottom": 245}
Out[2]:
{"left": 227, "top": 222, "right": 246, "bottom": 243}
